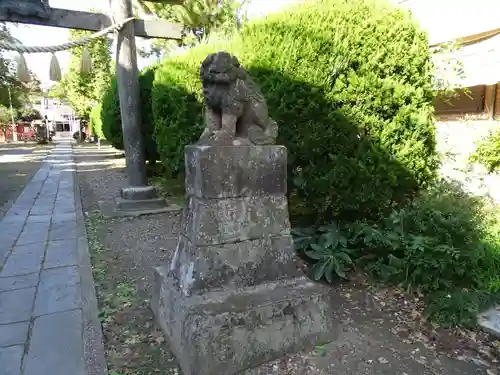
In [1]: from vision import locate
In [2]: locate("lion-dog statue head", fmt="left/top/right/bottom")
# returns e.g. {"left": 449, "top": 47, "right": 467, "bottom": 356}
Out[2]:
{"left": 198, "top": 51, "right": 278, "bottom": 146}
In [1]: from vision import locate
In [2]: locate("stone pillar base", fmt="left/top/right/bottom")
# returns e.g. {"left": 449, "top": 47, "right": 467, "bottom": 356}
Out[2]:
{"left": 121, "top": 185, "right": 157, "bottom": 200}
{"left": 152, "top": 145, "right": 337, "bottom": 375}
{"left": 97, "top": 197, "right": 182, "bottom": 218}
{"left": 152, "top": 267, "right": 338, "bottom": 375}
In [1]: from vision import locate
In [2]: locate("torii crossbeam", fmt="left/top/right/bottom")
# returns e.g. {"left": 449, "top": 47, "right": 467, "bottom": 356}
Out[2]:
{"left": 0, "top": 0, "right": 184, "bottom": 213}
{"left": 0, "top": 1, "right": 182, "bottom": 39}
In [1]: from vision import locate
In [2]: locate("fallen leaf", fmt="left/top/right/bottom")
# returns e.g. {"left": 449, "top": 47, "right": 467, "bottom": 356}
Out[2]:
{"left": 149, "top": 330, "right": 165, "bottom": 344}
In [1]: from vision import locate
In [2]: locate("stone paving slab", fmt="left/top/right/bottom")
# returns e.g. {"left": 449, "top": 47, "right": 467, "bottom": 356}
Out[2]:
{"left": 34, "top": 266, "right": 82, "bottom": 316}
{"left": 24, "top": 309, "right": 86, "bottom": 375}
{"left": 44, "top": 239, "right": 79, "bottom": 269}
{"left": 0, "top": 140, "right": 107, "bottom": 375}
{"left": 0, "top": 274, "right": 38, "bottom": 292}
{"left": 0, "top": 322, "right": 29, "bottom": 347}
{"left": 0, "top": 345, "right": 23, "bottom": 375}
{"left": 1, "top": 243, "right": 46, "bottom": 277}
{"left": 0, "top": 287, "right": 36, "bottom": 324}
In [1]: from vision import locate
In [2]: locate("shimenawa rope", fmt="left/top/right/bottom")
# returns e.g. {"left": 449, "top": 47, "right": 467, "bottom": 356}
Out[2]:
{"left": 0, "top": 17, "right": 135, "bottom": 82}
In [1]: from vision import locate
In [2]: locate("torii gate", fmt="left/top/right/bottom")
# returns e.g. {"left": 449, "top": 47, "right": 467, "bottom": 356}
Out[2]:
{"left": 0, "top": 0, "right": 183, "bottom": 212}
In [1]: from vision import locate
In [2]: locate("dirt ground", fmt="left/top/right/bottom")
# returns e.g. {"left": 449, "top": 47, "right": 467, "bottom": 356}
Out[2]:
{"left": 0, "top": 142, "right": 53, "bottom": 218}
{"left": 75, "top": 142, "right": 500, "bottom": 375}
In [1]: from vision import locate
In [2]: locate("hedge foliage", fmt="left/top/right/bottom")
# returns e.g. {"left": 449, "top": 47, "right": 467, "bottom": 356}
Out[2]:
{"left": 153, "top": 0, "right": 438, "bottom": 222}
{"left": 152, "top": 0, "right": 438, "bottom": 223}
{"left": 153, "top": 57, "right": 206, "bottom": 177}
{"left": 470, "top": 129, "right": 500, "bottom": 173}
{"left": 101, "top": 76, "right": 122, "bottom": 148}
{"left": 100, "top": 67, "right": 158, "bottom": 161}
{"left": 88, "top": 102, "right": 104, "bottom": 139}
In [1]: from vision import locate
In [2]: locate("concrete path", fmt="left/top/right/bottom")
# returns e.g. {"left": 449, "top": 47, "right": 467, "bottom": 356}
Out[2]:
{"left": 0, "top": 140, "right": 106, "bottom": 375}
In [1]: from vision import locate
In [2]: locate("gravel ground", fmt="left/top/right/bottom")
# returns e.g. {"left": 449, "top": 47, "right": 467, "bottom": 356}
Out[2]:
{"left": 74, "top": 130, "right": 500, "bottom": 375}
{"left": 76, "top": 144, "right": 182, "bottom": 375}
{"left": 0, "top": 142, "right": 53, "bottom": 218}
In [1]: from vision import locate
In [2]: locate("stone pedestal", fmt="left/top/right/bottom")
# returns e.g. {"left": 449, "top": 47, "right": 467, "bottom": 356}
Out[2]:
{"left": 97, "top": 195, "right": 182, "bottom": 218}
{"left": 98, "top": 183, "right": 182, "bottom": 219}
{"left": 152, "top": 145, "right": 338, "bottom": 375}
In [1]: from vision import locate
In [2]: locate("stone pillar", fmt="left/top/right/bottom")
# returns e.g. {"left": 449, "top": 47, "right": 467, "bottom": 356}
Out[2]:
{"left": 111, "top": 0, "right": 155, "bottom": 201}
{"left": 152, "top": 145, "right": 338, "bottom": 375}
{"left": 97, "top": 0, "right": 181, "bottom": 218}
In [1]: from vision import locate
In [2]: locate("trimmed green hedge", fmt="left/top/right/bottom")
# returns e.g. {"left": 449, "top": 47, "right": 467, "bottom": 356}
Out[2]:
{"left": 153, "top": 0, "right": 438, "bottom": 223}
{"left": 100, "top": 66, "right": 158, "bottom": 161}
{"left": 153, "top": 58, "right": 206, "bottom": 177}
{"left": 89, "top": 102, "right": 103, "bottom": 139}
{"left": 101, "top": 77, "right": 122, "bottom": 148}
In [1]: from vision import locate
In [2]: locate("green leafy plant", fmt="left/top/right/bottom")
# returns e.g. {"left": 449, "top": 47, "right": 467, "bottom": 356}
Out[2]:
{"left": 470, "top": 127, "right": 500, "bottom": 173}
{"left": 65, "top": 29, "right": 112, "bottom": 119}
{"left": 294, "top": 224, "right": 356, "bottom": 281}
{"left": 97, "top": 282, "right": 135, "bottom": 323}
{"left": 0, "top": 104, "right": 11, "bottom": 138}
{"left": 351, "top": 179, "right": 500, "bottom": 326}
{"left": 425, "top": 290, "right": 500, "bottom": 328}
{"left": 314, "top": 344, "right": 326, "bottom": 356}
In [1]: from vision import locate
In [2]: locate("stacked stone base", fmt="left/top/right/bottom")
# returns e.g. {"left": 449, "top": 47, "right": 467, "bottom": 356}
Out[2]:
{"left": 152, "top": 268, "right": 337, "bottom": 375}
{"left": 152, "top": 145, "right": 337, "bottom": 375}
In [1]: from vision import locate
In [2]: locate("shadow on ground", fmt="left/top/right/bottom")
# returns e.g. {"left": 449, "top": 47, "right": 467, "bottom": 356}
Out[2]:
{"left": 0, "top": 142, "right": 53, "bottom": 218}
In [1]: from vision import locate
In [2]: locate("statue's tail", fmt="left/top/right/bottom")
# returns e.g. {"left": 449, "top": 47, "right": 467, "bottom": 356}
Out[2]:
{"left": 248, "top": 118, "right": 279, "bottom": 145}
{"left": 265, "top": 118, "right": 278, "bottom": 142}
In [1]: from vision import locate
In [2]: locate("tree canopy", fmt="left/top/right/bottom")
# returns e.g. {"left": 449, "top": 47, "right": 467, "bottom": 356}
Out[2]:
{"left": 136, "top": 0, "right": 247, "bottom": 57}
{"left": 64, "top": 29, "right": 112, "bottom": 119}
{"left": 17, "top": 107, "right": 42, "bottom": 122}
{"left": 0, "top": 104, "right": 11, "bottom": 136}
{"left": 0, "top": 24, "right": 33, "bottom": 113}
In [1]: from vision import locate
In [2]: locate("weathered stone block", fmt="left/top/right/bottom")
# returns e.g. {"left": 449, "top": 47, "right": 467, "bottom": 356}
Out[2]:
{"left": 120, "top": 186, "right": 157, "bottom": 201}
{"left": 152, "top": 142, "right": 337, "bottom": 375}
{"left": 185, "top": 145, "right": 287, "bottom": 199}
{"left": 182, "top": 195, "right": 290, "bottom": 245}
{"left": 116, "top": 197, "right": 166, "bottom": 211}
{"left": 152, "top": 267, "right": 338, "bottom": 375}
{"left": 169, "top": 235, "right": 302, "bottom": 294}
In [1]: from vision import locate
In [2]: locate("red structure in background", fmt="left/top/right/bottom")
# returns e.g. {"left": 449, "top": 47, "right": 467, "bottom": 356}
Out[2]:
{"left": 0, "top": 122, "right": 37, "bottom": 143}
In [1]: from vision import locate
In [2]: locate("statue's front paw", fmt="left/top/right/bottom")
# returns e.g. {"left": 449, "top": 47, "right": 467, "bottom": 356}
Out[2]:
{"left": 209, "top": 130, "right": 234, "bottom": 145}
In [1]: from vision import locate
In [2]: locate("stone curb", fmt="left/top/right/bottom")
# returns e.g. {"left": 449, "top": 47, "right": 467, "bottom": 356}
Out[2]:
{"left": 71, "top": 142, "right": 108, "bottom": 375}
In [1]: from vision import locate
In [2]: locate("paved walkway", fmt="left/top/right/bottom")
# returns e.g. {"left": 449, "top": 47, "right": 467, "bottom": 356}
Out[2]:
{"left": 0, "top": 140, "right": 106, "bottom": 375}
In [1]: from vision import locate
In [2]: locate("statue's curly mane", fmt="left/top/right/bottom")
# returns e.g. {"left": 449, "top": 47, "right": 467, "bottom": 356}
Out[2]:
{"left": 200, "top": 52, "right": 265, "bottom": 111}
{"left": 197, "top": 51, "right": 278, "bottom": 146}
{"left": 200, "top": 52, "right": 240, "bottom": 111}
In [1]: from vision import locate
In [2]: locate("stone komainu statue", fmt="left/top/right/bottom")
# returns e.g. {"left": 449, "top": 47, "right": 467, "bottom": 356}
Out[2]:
{"left": 198, "top": 51, "right": 278, "bottom": 146}
{"left": 0, "top": 0, "right": 51, "bottom": 19}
